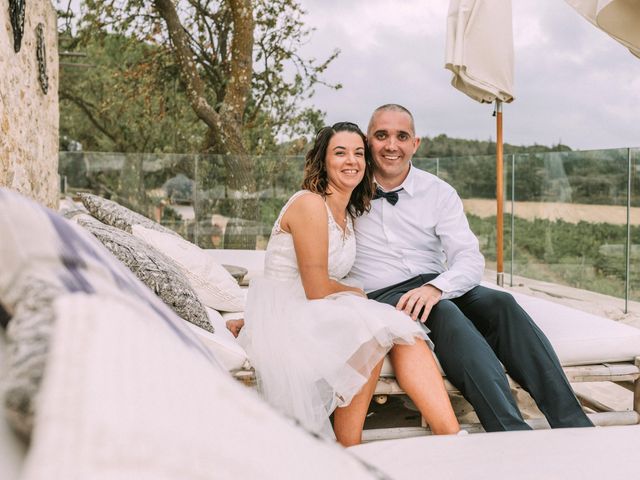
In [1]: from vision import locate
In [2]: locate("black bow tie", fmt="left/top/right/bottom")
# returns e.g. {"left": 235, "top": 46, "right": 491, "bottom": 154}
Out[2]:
{"left": 373, "top": 187, "right": 403, "bottom": 205}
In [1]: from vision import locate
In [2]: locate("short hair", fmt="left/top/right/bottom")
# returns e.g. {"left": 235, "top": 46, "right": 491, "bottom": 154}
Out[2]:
{"left": 367, "top": 104, "right": 416, "bottom": 136}
{"left": 301, "top": 122, "right": 374, "bottom": 217}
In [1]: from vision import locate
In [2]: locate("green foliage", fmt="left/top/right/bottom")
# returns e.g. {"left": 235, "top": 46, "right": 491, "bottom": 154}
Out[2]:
{"left": 59, "top": 0, "right": 338, "bottom": 156}
{"left": 415, "top": 133, "right": 572, "bottom": 158}
{"left": 468, "top": 213, "right": 639, "bottom": 299}
{"left": 59, "top": 32, "right": 204, "bottom": 153}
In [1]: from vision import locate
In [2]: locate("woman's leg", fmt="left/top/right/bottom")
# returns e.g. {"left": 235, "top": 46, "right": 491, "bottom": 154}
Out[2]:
{"left": 389, "top": 340, "right": 460, "bottom": 434}
{"left": 333, "top": 359, "right": 384, "bottom": 447}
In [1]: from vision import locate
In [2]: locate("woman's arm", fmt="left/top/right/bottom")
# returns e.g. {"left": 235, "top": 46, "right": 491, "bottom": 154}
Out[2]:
{"left": 280, "top": 194, "right": 365, "bottom": 300}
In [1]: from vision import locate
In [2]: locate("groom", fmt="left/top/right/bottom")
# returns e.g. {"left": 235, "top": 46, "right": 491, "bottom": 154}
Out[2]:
{"left": 349, "top": 104, "right": 593, "bottom": 432}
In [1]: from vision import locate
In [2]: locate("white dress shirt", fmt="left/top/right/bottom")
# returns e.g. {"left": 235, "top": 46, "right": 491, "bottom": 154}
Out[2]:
{"left": 350, "top": 164, "right": 485, "bottom": 299}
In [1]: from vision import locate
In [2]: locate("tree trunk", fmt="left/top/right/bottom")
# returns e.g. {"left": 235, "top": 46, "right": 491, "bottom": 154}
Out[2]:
{"left": 154, "top": 0, "right": 258, "bottom": 246}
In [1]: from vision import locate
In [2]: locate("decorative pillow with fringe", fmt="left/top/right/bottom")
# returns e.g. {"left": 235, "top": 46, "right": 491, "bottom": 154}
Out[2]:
{"left": 79, "top": 192, "right": 178, "bottom": 236}
{"left": 0, "top": 188, "right": 218, "bottom": 438}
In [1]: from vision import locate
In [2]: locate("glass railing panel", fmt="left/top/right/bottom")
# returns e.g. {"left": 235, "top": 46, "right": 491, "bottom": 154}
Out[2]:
{"left": 512, "top": 149, "right": 629, "bottom": 300}
{"left": 191, "top": 154, "right": 305, "bottom": 249}
{"left": 629, "top": 147, "right": 640, "bottom": 304}
{"left": 411, "top": 157, "right": 438, "bottom": 176}
{"left": 59, "top": 151, "right": 198, "bottom": 238}
{"left": 435, "top": 154, "right": 507, "bottom": 275}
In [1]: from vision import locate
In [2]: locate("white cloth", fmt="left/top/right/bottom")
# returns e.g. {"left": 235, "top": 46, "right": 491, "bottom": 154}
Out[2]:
{"left": 566, "top": 0, "right": 640, "bottom": 58}
{"left": 350, "top": 165, "right": 484, "bottom": 299}
{"left": 22, "top": 294, "right": 378, "bottom": 480}
{"left": 445, "top": 0, "right": 515, "bottom": 103}
{"left": 239, "top": 190, "right": 429, "bottom": 438}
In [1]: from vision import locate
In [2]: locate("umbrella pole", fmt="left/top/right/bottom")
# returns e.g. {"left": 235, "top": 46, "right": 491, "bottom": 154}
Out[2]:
{"left": 496, "top": 100, "right": 504, "bottom": 286}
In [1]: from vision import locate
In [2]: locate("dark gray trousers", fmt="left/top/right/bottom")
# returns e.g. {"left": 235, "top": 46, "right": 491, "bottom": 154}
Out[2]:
{"left": 368, "top": 274, "right": 593, "bottom": 432}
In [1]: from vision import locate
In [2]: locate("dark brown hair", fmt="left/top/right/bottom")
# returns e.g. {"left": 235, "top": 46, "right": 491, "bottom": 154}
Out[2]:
{"left": 301, "top": 122, "right": 374, "bottom": 217}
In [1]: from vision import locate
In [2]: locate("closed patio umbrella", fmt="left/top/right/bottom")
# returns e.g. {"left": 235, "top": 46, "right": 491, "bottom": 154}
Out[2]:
{"left": 445, "top": 0, "right": 515, "bottom": 286}
{"left": 565, "top": 0, "right": 640, "bottom": 58}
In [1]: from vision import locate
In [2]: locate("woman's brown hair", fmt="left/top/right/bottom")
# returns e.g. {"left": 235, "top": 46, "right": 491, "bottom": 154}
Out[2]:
{"left": 301, "top": 122, "right": 374, "bottom": 217}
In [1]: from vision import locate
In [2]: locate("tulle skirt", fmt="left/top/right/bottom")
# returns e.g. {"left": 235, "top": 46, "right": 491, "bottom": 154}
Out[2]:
{"left": 238, "top": 276, "right": 431, "bottom": 438}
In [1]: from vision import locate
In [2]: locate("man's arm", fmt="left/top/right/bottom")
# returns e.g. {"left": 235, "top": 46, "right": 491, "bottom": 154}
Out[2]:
{"left": 427, "top": 187, "right": 485, "bottom": 299}
{"left": 396, "top": 185, "right": 483, "bottom": 322}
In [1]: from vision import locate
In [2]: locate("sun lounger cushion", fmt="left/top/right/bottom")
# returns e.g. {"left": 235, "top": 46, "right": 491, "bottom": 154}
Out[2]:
{"left": 132, "top": 225, "right": 245, "bottom": 312}
{"left": 350, "top": 425, "right": 640, "bottom": 479}
{"left": 79, "top": 192, "right": 179, "bottom": 236}
{"left": 505, "top": 289, "right": 640, "bottom": 366}
{"left": 0, "top": 189, "right": 211, "bottom": 438}
{"left": 21, "top": 293, "right": 382, "bottom": 480}
{"left": 74, "top": 214, "right": 211, "bottom": 332}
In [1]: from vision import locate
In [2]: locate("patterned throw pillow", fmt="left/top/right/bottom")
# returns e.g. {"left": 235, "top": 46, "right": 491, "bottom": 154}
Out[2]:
{"left": 0, "top": 188, "right": 220, "bottom": 438}
{"left": 79, "top": 193, "right": 178, "bottom": 236}
{"left": 74, "top": 214, "right": 211, "bottom": 333}
{"left": 132, "top": 225, "right": 245, "bottom": 312}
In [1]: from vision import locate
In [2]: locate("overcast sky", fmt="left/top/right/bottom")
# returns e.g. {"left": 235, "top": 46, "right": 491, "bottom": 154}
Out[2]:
{"left": 295, "top": 0, "right": 640, "bottom": 151}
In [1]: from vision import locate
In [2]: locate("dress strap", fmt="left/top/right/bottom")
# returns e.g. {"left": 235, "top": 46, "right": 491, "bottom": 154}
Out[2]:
{"left": 273, "top": 190, "right": 315, "bottom": 234}
{"left": 323, "top": 201, "right": 353, "bottom": 240}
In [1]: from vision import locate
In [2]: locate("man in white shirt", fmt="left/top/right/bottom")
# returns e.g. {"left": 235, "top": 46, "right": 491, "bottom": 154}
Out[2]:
{"left": 349, "top": 104, "right": 592, "bottom": 431}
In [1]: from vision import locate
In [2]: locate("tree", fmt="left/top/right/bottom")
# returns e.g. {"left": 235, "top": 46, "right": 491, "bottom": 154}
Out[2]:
{"left": 61, "top": 0, "right": 338, "bottom": 233}
{"left": 59, "top": 33, "right": 204, "bottom": 153}
{"left": 74, "top": 1, "right": 337, "bottom": 155}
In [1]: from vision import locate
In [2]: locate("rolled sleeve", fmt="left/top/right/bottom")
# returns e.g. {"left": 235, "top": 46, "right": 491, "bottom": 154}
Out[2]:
{"left": 427, "top": 189, "right": 484, "bottom": 299}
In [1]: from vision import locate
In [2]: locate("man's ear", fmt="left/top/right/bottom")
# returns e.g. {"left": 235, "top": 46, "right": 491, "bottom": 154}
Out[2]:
{"left": 413, "top": 136, "right": 421, "bottom": 153}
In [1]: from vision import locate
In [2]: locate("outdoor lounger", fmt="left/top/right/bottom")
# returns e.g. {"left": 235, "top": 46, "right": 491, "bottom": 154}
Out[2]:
{"left": 207, "top": 249, "right": 640, "bottom": 438}
{"left": 3, "top": 246, "right": 640, "bottom": 479}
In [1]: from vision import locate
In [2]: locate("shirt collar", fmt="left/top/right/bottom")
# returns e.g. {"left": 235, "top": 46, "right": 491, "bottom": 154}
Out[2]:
{"left": 374, "top": 162, "right": 416, "bottom": 197}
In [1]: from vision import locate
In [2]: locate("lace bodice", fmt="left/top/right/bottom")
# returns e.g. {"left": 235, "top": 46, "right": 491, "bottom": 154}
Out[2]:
{"left": 263, "top": 190, "right": 355, "bottom": 281}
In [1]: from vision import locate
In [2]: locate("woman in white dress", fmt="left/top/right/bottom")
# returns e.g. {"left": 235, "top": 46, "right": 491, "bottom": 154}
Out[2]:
{"left": 239, "top": 122, "right": 459, "bottom": 446}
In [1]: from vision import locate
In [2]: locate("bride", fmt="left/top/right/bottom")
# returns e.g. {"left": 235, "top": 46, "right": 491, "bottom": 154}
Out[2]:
{"left": 239, "top": 121, "right": 459, "bottom": 446}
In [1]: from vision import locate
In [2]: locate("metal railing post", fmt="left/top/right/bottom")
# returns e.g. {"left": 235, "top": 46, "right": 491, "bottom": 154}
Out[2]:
{"left": 510, "top": 154, "right": 515, "bottom": 287}
{"left": 626, "top": 148, "right": 632, "bottom": 313}
{"left": 194, "top": 154, "right": 199, "bottom": 245}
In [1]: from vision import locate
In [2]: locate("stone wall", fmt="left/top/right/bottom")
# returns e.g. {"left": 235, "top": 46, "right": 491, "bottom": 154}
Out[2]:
{"left": 0, "top": 1, "right": 59, "bottom": 208}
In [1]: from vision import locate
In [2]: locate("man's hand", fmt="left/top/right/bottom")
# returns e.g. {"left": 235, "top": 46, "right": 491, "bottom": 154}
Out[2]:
{"left": 396, "top": 285, "right": 442, "bottom": 322}
{"left": 226, "top": 318, "right": 245, "bottom": 338}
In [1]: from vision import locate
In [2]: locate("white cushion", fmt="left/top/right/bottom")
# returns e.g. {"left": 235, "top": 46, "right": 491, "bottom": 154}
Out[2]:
{"left": 22, "top": 294, "right": 378, "bottom": 480}
{"left": 488, "top": 285, "right": 640, "bottom": 366}
{"left": 187, "top": 308, "right": 248, "bottom": 371}
{"left": 350, "top": 425, "right": 640, "bottom": 479}
{"left": 132, "top": 226, "right": 244, "bottom": 312}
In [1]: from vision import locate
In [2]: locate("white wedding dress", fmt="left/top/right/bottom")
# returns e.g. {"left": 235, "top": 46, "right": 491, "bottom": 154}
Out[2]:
{"left": 239, "top": 191, "right": 431, "bottom": 438}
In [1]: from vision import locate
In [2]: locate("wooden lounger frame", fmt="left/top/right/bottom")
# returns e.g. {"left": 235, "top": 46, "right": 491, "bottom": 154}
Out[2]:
{"left": 233, "top": 357, "right": 640, "bottom": 440}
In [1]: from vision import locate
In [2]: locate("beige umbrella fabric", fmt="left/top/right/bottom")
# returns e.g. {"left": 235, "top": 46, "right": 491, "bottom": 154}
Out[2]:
{"left": 445, "top": 0, "right": 515, "bottom": 285}
{"left": 565, "top": 0, "right": 640, "bottom": 58}
{"left": 445, "top": 0, "right": 515, "bottom": 103}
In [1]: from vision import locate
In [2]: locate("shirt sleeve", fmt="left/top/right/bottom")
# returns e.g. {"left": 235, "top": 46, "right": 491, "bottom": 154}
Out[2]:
{"left": 426, "top": 186, "right": 485, "bottom": 299}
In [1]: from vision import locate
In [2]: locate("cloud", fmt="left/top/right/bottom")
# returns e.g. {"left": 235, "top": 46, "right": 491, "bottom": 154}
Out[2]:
{"left": 296, "top": 0, "right": 640, "bottom": 150}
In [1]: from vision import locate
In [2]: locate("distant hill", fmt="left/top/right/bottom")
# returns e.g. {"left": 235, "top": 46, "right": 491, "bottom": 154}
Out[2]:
{"left": 278, "top": 133, "right": 572, "bottom": 157}
{"left": 416, "top": 134, "right": 572, "bottom": 158}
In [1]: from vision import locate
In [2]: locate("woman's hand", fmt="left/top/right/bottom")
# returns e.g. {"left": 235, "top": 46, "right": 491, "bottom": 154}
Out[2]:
{"left": 226, "top": 318, "right": 245, "bottom": 338}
